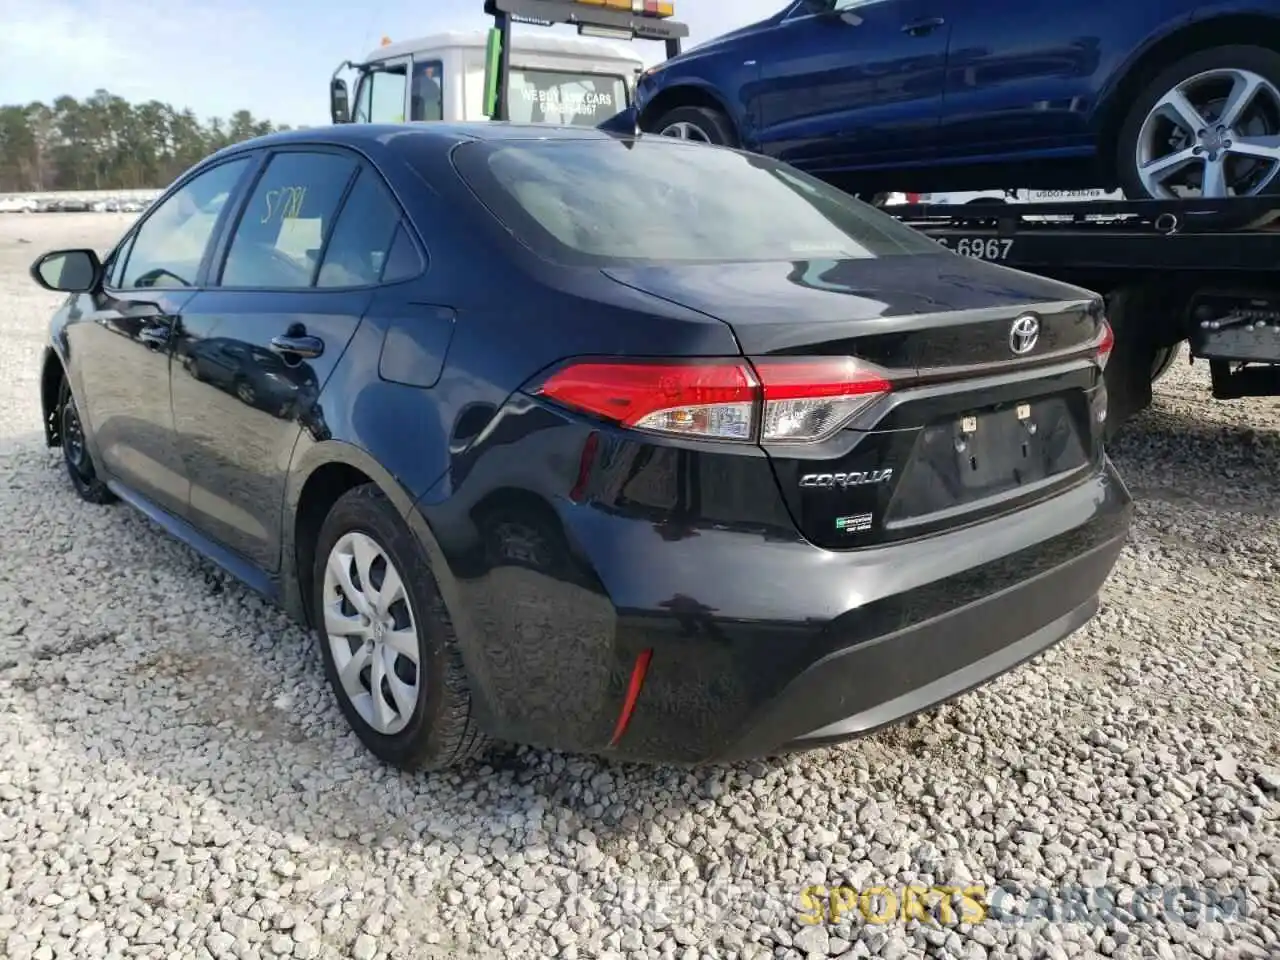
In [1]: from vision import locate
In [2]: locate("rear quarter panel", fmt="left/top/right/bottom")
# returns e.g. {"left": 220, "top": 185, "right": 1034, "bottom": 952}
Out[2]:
{"left": 1089, "top": 0, "right": 1249, "bottom": 133}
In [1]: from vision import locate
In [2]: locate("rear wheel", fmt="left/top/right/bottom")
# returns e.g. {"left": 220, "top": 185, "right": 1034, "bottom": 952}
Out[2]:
{"left": 312, "top": 484, "right": 489, "bottom": 771}
{"left": 1117, "top": 45, "right": 1280, "bottom": 217}
{"left": 57, "top": 379, "right": 116, "bottom": 505}
{"left": 649, "top": 104, "right": 739, "bottom": 147}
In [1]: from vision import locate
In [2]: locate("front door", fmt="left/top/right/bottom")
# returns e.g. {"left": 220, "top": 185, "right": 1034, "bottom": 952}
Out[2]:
{"left": 171, "top": 147, "right": 413, "bottom": 572}
{"left": 352, "top": 57, "right": 412, "bottom": 123}
{"left": 754, "top": 0, "right": 951, "bottom": 172}
{"left": 70, "top": 156, "right": 255, "bottom": 519}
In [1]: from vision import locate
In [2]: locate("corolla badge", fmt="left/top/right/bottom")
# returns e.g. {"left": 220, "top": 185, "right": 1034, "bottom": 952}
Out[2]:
{"left": 1009, "top": 313, "right": 1041, "bottom": 355}
{"left": 799, "top": 469, "right": 893, "bottom": 489}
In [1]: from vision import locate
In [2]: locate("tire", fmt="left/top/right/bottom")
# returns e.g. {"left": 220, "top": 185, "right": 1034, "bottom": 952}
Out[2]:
{"left": 312, "top": 483, "right": 489, "bottom": 771}
{"left": 1102, "top": 281, "right": 1188, "bottom": 441}
{"left": 647, "top": 104, "right": 739, "bottom": 147}
{"left": 1116, "top": 45, "right": 1280, "bottom": 208}
{"left": 57, "top": 378, "right": 116, "bottom": 505}
{"left": 1150, "top": 344, "right": 1180, "bottom": 384}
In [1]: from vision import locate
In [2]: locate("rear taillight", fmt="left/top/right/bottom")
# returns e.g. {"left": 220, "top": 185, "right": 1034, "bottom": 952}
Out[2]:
{"left": 532, "top": 360, "right": 756, "bottom": 440}
{"left": 752, "top": 357, "right": 892, "bottom": 443}
{"left": 531, "top": 356, "right": 892, "bottom": 444}
{"left": 1096, "top": 317, "right": 1114, "bottom": 370}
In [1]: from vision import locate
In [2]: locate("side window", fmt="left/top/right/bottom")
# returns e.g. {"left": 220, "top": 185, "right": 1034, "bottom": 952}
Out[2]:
{"left": 410, "top": 60, "right": 443, "bottom": 121}
{"left": 317, "top": 167, "right": 422, "bottom": 287}
{"left": 353, "top": 64, "right": 408, "bottom": 123}
{"left": 219, "top": 151, "right": 358, "bottom": 289}
{"left": 119, "top": 158, "right": 250, "bottom": 289}
{"left": 381, "top": 226, "right": 422, "bottom": 283}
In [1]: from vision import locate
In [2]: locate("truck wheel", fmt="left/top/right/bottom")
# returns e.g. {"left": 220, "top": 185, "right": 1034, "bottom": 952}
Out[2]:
{"left": 1116, "top": 45, "right": 1280, "bottom": 204}
{"left": 1102, "top": 282, "right": 1190, "bottom": 441}
{"left": 1150, "top": 344, "right": 1180, "bottom": 384}
{"left": 648, "top": 105, "right": 739, "bottom": 148}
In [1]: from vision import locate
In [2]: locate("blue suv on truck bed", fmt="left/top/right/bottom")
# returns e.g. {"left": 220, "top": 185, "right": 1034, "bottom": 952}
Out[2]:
{"left": 625, "top": 0, "right": 1280, "bottom": 201}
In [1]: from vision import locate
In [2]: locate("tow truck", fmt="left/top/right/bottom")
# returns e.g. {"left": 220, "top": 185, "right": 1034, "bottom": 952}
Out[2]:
{"left": 328, "top": 0, "right": 687, "bottom": 127}
{"left": 350, "top": 0, "right": 1280, "bottom": 439}
{"left": 888, "top": 195, "right": 1280, "bottom": 437}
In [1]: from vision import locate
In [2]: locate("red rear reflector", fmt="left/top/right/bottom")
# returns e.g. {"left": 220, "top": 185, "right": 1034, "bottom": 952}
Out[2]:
{"left": 906, "top": 192, "right": 922, "bottom": 203}
{"left": 609, "top": 649, "right": 653, "bottom": 746}
{"left": 1096, "top": 317, "right": 1114, "bottom": 370}
{"left": 532, "top": 356, "right": 893, "bottom": 444}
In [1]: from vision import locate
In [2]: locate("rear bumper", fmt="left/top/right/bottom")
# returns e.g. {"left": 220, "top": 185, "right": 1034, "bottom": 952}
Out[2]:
{"left": 423, "top": 455, "right": 1132, "bottom": 764}
{"left": 718, "top": 546, "right": 1111, "bottom": 761}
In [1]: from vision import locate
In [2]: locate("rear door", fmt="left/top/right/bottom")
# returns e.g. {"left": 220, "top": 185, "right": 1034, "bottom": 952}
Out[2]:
{"left": 170, "top": 146, "right": 419, "bottom": 572}
{"left": 754, "top": 0, "right": 951, "bottom": 171}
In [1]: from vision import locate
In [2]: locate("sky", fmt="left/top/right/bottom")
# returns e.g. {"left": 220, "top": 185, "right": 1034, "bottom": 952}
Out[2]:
{"left": 0, "top": 0, "right": 788, "bottom": 127}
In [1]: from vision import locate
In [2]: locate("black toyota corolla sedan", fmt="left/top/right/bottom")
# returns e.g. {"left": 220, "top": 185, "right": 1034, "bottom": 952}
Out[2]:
{"left": 31, "top": 123, "right": 1132, "bottom": 769}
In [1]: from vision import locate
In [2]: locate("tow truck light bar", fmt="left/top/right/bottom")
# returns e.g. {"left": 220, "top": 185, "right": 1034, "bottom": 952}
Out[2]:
{"left": 575, "top": 0, "right": 676, "bottom": 18}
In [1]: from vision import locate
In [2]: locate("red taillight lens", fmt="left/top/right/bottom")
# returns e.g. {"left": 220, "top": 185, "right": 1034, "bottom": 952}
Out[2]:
{"left": 752, "top": 357, "right": 892, "bottom": 443}
{"left": 906, "top": 192, "right": 922, "bottom": 204}
{"left": 533, "top": 360, "right": 757, "bottom": 441}
{"left": 1096, "top": 317, "right": 1114, "bottom": 370}
{"left": 532, "top": 356, "right": 892, "bottom": 443}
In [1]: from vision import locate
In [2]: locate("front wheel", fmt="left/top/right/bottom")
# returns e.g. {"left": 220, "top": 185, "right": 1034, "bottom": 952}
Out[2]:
{"left": 648, "top": 104, "right": 739, "bottom": 147}
{"left": 1117, "top": 45, "right": 1280, "bottom": 211}
{"left": 57, "top": 379, "right": 116, "bottom": 505}
{"left": 312, "top": 484, "right": 489, "bottom": 771}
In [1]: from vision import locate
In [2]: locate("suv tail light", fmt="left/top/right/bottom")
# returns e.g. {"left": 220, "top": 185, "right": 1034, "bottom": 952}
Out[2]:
{"left": 531, "top": 356, "right": 893, "bottom": 443}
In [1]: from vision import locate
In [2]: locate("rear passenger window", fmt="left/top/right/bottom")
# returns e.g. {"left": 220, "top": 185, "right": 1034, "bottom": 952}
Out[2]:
{"left": 220, "top": 151, "right": 357, "bottom": 289}
{"left": 381, "top": 225, "right": 422, "bottom": 283}
{"left": 317, "top": 167, "right": 421, "bottom": 287}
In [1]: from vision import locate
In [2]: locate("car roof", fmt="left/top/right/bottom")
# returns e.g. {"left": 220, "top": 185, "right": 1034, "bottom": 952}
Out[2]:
{"left": 213, "top": 122, "right": 626, "bottom": 158}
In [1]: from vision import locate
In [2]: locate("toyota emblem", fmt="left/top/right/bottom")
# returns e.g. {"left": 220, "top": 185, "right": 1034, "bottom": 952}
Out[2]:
{"left": 1009, "top": 314, "right": 1040, "bottom": 355}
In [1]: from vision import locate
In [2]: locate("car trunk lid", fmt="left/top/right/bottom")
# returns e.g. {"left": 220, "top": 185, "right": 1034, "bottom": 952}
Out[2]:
{"left": 601, "top": 255, "right": 1111, "bottom": 549}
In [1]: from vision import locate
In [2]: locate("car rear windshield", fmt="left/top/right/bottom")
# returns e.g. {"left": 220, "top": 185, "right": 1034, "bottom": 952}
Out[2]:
{"left": 450, "top": 137, "right": 944, "bottom": 265}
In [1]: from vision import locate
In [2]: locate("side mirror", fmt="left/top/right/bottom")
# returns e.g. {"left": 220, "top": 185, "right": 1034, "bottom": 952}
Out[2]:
{"left": 330, "top": 78, "right": 350, "bottom": 124}
{"left": 30, "top": 249, "right": 102, "bottom": 293}
{"left": 800, "top": 0, "right": 838, "bottom": 12}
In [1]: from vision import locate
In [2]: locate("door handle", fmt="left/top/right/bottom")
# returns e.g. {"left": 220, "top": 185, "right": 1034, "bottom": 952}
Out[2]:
{"left": 139, "top": 327, "right": 170, "bottom": 351}
{"left": 902, "top": 16, "right": 945, "bottom": 35}
{"left": 270, "top": 334, "right": 325, "bottom": 359}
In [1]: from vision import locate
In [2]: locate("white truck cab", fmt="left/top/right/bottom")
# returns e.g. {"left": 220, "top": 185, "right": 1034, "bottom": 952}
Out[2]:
{"left": 342, "top": 31, "right": 645, "bottom": 127}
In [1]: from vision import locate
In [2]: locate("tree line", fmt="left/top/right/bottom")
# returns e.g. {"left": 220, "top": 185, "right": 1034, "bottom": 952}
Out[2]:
{"left": 0, "top": 89, "right": 296, "bottom": 194}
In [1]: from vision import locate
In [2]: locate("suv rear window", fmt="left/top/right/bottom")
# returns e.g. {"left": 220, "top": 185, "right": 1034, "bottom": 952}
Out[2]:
{"left": 450, "top": 137, "right": 943, "bottom": 265}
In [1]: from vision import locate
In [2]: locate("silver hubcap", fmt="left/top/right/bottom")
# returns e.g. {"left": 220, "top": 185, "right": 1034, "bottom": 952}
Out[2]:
{"left": 1137, "top": 67, "right": 1280, "bottom": 199}
{"left": 659, "top": 121, "right": 712, "bottom": 142}
{"left": 323, "top": 531, "right": 420, "bottom": 736}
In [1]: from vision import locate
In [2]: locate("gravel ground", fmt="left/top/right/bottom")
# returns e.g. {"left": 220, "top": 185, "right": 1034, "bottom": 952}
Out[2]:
{"left": 0, "top": 213, "right": 1277, "bottom": 960}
